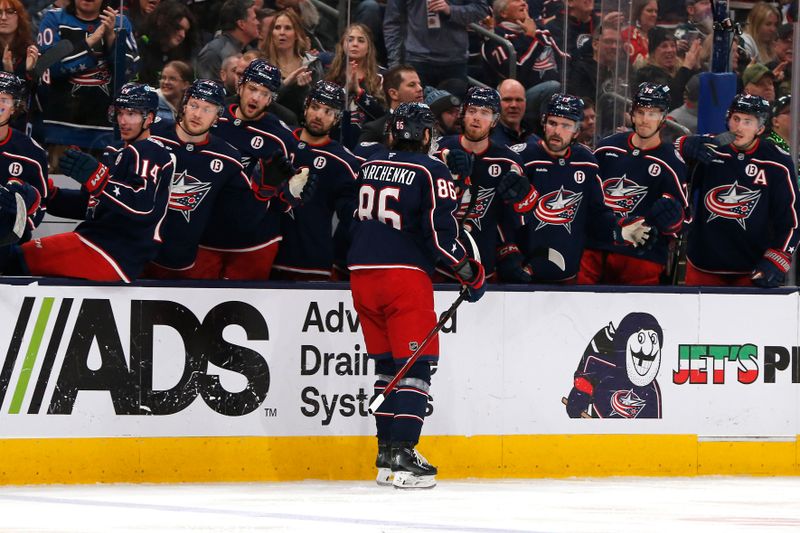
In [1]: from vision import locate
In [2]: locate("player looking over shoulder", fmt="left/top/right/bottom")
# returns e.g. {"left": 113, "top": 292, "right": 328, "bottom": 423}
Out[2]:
{"left": 348, "top": 102, "right": 485, "bottom": 489}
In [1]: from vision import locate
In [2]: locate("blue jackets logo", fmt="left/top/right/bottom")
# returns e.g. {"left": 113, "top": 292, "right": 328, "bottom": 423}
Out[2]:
{"left": 704, "top": 181, "right": 762, "bottom": 229}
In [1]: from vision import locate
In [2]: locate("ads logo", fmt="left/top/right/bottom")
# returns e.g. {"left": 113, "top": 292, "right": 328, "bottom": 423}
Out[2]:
{"left": 563, "top": 312, "right": 663, "bottom": 419}
{"left": 0, "top": 297, "right": 270, "bottom": 416}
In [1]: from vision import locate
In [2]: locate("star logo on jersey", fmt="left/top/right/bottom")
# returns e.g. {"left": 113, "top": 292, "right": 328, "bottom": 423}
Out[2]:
{"left": 169, "top": 170, "right": 213, "bottom": 222}
{"left": 609, "top": 389, "right": 646, "bottom": 419}
{"left": 69, "top": 65, "right": 112, "bottom": 96}
{"left": 456, "top": 186, "right": 496, "bottom": 231}
{"left": 602, "top": 175, "right": 648, "bottom": 216}
{"left": 534, "top": 186, "right": 583, "bottom": 233}
{"left": 704, "top": 181, "right": 762, "bottom": 229}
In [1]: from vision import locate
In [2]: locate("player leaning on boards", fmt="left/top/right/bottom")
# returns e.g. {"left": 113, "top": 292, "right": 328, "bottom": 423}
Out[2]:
{"left": 2, "top": 82, "right": 174, "bottom": 282}
{"left": 677, "top": 94, "right": 800, "bottom": 287}
{"left": 348, "top": 102, "right": 486, "bottom": 489}
{"left": 511, "top": 93, "right": 655, "bottom": 283}
{"left": 578, "top": 83, "right": 688, "bottom": 285}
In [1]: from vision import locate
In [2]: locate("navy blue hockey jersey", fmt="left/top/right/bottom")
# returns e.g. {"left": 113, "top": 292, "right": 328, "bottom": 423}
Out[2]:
{"left": 273, "top": 131, "right": 359, "bottom": 276}
{"left": 348, "top": 150, "right": 468, "bottom": 274}
{"left": 682, "top": 138, "right": 800, "bottom": 273}
{"left": 74, "top": 137, "right": 174, "bottom": 280}
{"left": 512, "top": 139, "right": 618, "bottom": 281}
{"left": 589, "top": 132, "right": 688, "bottom": 265}
{"left": 433, "top": 136, "right": 526, "bottom": 275}
{"left": 149, "top": 122, "right": 250, "bottom": 269}
{"left": 37, "top": 8, "right": 138, "bottom": 147}
{"left": 0, "top": 128, "right": 48, "bottom": 240}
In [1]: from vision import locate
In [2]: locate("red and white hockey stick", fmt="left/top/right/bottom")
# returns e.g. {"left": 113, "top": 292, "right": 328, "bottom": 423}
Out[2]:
{"left": 367, "top": 287, "right": 468, "bottom": 415}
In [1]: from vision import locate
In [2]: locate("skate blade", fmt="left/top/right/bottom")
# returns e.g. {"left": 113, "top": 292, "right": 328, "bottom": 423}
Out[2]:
{"left": 376, "top": 468, "right": 393, "bottom": 486}
{"left": 392, "top": 471, "right": 436, "bottom": 489}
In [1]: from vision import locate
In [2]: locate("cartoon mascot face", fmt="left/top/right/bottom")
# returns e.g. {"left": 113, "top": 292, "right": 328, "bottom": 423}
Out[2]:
{"left": 615, "top": 312, "right": 663, "bottom": 388}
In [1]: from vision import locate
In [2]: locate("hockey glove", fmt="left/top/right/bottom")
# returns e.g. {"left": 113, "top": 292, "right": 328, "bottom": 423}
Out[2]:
{"left": 645, "top": 196, "right": 683, "bottom": 235}
{"left": 453, "top": 257, "right": 486, "bottom": 303}
{"left": 443, "top": 148, "right": 473, "bottom": 179}
{"left": 679, "top": 135, "right": 716, "bottom": 165}
{"left": 496, "top": 169, "right": 538, "bottom": 213}
{"left": 496, "top": 244, "right": 532, "bottom": 283}
{"left": 565, "top": 376, "right": 593, "bottom": 419}
{"left": 0, "top": 181, "right": 38, "bottom": 246}
{"left": 613, "top": 216, "right": 655, "bottom": 249}
{"left": 253, "top": 149, "right": 296, "bottom": 201}
{"left": 279, "top": 168, "right": 318, "bottom": 208}
{"left": 59, "top": 149, "right": 110, "bottom": 195}
{"left": 751, "top": 248, "right": 792, "bottom": 288}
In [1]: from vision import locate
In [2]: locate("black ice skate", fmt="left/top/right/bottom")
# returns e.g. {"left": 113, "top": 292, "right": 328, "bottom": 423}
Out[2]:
{"left": 391, "top": 442, "right": 437, "bottom": 489}
{"left": 375, "top": 441, "right": 393, "bottom": 486}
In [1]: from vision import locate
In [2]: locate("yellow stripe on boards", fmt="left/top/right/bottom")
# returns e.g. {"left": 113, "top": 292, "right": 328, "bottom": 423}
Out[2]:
{"left": 0, "top": 435, "right": 796, "bottom": 485}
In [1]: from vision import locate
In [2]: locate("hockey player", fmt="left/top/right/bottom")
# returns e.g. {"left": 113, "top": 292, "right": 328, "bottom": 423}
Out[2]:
{"left": 433, "top": 87, "right": 539, "bottom": 282}
{"left": 194, "top": 59, "right": 311, "bottom": 280}
{"left": 348, "top": 102, "right": 485, "bottom": 489}
{"left": 512, "top": 93, "right": 653, "bottom": 283}
{"left": 272, "top": 81, "right": 360, "bottom": 280}
{"left": 0, "top": 72, "right": 47, "bottom": 241}
{"left": 145, "top": 79, "right": 253, "bottom": 279}
{"left": 578, "top": 83, "right": 688, "bottom": 285}
{"left": 677, "top": 94, "right": 800, "bottom": 287}
{"left": 4, "top": 82, "right": 174, "bottom": 282}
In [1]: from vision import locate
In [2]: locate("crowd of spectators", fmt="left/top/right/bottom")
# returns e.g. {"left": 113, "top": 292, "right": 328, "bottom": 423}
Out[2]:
{"left": 0, "top": 0, "right": 797, "bottom": 286}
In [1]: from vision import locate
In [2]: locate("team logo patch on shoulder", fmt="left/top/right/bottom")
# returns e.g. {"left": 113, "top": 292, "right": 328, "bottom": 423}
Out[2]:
{"left": 602, "top": 175, "right": 648, "bottom": 215}
{"left": 704, "top": 181, "right": 761, "bottom": 229}
{"left": 534, "top": 186, "right": 583, "bottom": 233}
{"left": 169, "top": 170, "right": 212, "bottom": 221}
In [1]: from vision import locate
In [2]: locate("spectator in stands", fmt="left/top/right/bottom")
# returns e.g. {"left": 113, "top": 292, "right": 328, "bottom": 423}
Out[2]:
{"left": 545, "top": 0, "right": 610, "bottom": 61}
{"left": 766, "top": 94, "right": 793, "bottom": 158}
{"left": 261, "top": 8, "right": 323, "bottom": 117}
{"left": 667, "top": 73, "right": 699, "bottom": 133}
{"left": 37, "top": 0, "right": 138, "bottom": 164}
{"left": 633, "top": 27, "right": 701, "bottom": 109}
{"left": 483, "top": 0, "right": 561, "bottom": 94}
{"left": 124, "top": 0, "right": 160, "bottom": 37}
{"left": 566, "top": 24, "right": 623, "bottom": 103}
{"left": 383, "top": 0, "right": 490, "bottom": 87}
{"left": 336, "top": 0, "right": 385, "bottom": 63}
{"left": 740, "top": 2, "right": 781, "bottom": 64}
{"left": 220, "top": 53, "right": 243, "bottom": 95}
{"left": 156, "top": 59, "right": 191, "bottom": 122}
{"left": 621, "top": 0, "right": 658, "bottom": 68}
{"left": 0, "top": 0, "right": 37, "bottom": 78}
{"left": 424, "top": 86, "right": 461, "bottom": 140}
{"left": 491, "top": 78, "right": 534, "bottom": 147}
{"left": 767, "top": 23, "right": 793, "bottom": 98}
{"left": 136, "top": 0, "right": 197, "bottom": 86}
{"left": 325, "top": 23, "right": 386, "bottom": 148}
{"left": 195, "top": 0, "right": 259, "bottom": 81}
{"left": 256, "top": 7, "right": 276, "bottom": 50}
{"left": 675, "top": 0, "right": 712, "bottom": 40}
{"left": 742, "top": 63, "right": 776, "bottom": 103}
{"left": 576, "top": 96, "right": 596, "bottom": 147}
{"left": 357, "top": 64, "right": 423, "bottom": 143}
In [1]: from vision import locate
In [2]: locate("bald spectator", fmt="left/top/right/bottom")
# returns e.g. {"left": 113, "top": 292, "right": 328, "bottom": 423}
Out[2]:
{"left": 743, "top": 63, "right": 776, "bottom": 103}
{"left": 220, "top": 53, "right": 243, "bottom": 95}
{"left": 195, "top": 0, "right": 259, "bottom": 80}
{"left": 491, "top": 79, "right": 535, "bottom": 146}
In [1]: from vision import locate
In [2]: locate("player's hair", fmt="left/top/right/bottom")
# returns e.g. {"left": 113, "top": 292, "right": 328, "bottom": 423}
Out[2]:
{"left": 260, "top": 9, "right": 310, "bottom": 65}
{"left": 325, "top": 23, "right": 385, "bottom": 107}
{"left": 382, "top": 65, "right": 417, "bottom": 105}
{"left": 219, "top": 0, "right": 255, "bottom": 32}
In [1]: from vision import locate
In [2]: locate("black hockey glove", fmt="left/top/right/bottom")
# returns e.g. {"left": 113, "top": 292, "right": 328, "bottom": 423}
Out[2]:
{"left": 496, "top": 244, "right": 532, "bottom": 283}
{"left": 453, "top": 257, "right": 486, "bottom": 303}
{"left": 679, "top": 135, "right": 716, "bottom": 165}
{"left": 279, "top": 168, "right": 318, "bottom": 208}
{"left": 59, "top": 149, "right": 110, "bottom": 195}
{"left": 444, "top": 148, "right": 473, "bottom": 178}
{"left": 253, "top": 149, "right": 296, "bottom": 201}
{"left": 613, "top": 216, "right": 656, "bottom": 250}
{"left": 645, "top": 196, "right": 683, "bottom": 234}
{"left": 752, "top": 248, "right": 792, "bottom": 288}
{"left": 496, "top": 169, "right": 538, "bottom": 213}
